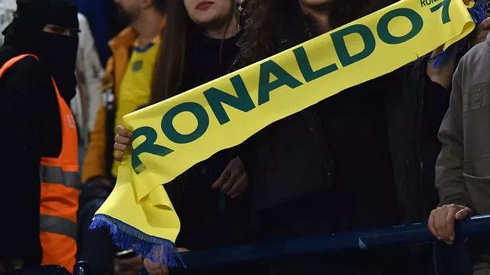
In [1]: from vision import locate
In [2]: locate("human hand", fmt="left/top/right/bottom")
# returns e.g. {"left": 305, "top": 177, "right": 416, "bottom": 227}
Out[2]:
{"left": 114, "top": 125, "right": 133, "bottom": 161}
{"left": 426, "top": 46, "right": 457, "bottom": 90}
{"left": 212, "top": 157, "right": 249, "bottom": 199}
{"left": 142, "top": 248, "right": 189, "bottom": 275}
{"left": 428, "top": 204, "right": 474, "bottom": 244}
{"left": 113, "top": 255, "right": 143, "bottom": 275}
{"left": 143, "top": 259, "right": 170, "bottom": 275}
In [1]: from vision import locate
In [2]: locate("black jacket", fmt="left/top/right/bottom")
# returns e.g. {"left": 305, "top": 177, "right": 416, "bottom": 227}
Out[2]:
{"left": 238, "top": 37, "right": 448, "bottom": 274}
{"left": 241, "top": 39, "right": 446, "bottom": 229}
{"left": 165, "top": 33, "right": 250, "bottom": 250}
{"left": 386, "top": 57, "right": 450, "bottom": 224}
{"left": 0, "top": 46, "right": 61, "bottom": 266}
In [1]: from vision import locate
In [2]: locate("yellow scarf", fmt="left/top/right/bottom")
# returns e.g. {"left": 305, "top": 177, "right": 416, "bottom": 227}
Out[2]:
{"left": 91, "top": 0, "right": 474, "bottom": 266}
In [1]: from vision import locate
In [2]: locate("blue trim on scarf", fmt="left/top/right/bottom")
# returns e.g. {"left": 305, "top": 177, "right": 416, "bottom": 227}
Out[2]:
{"left": 90, "top": 214, "right": 184, "bottom": 267}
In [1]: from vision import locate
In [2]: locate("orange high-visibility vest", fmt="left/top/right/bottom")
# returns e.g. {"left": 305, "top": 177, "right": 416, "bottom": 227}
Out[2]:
{"left": 0, "top": 54, "right": 80, "bottom": 273}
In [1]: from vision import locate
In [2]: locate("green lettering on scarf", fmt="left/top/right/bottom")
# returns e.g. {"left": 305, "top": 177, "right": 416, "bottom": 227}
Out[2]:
{"left": 258, "top": 60, "right": 303, "bottom": 105}
{"left": 331, "top": 24, "right": 376, "bottom": 67}
{"left": 161, "top": 102, "right": 209, "bottom": 144}
{"left": 204, "top": 75, "right": 256, "bottom": 125}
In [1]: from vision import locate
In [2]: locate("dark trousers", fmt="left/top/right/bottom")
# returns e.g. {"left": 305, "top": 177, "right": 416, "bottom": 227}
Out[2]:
{"left": 434, "top": 237, "right": 490, "bottom": 275}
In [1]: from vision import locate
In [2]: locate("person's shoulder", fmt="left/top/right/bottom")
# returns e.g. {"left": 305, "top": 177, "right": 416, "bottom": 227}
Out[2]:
{"left": 458, "top": 39, "right": 490, "bottom": 69}
{"left": 78, "top": 13, "right": 89, "bottom": 27}
{"left": 0, "top": 53, "right": 52, "bottom": 90}
{"left": 1, "top": 54, "right": 44, "bottom": 76}
{"left": 454, "top": 37, "right": 490, "bottom": 86}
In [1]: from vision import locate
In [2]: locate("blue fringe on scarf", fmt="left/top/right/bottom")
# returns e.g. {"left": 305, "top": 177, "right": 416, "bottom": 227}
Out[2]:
{"left": 433, "top": 0, "right": 487, "bottom": 68}
{"left": 469, "top": 0, "right": 488, "bottom": 24}
{"left": 90, "top": 214, "right": 183, "bottom": 267}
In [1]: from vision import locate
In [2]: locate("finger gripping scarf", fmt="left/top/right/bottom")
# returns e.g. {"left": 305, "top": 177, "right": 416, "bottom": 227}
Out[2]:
{"left": 91, "top": 0, "right": 475, "bottom": 267}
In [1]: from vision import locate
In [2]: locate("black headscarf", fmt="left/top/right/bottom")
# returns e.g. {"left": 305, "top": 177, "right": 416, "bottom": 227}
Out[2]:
{"left": 2, "top": 0, "right": 79, "bottom": 101}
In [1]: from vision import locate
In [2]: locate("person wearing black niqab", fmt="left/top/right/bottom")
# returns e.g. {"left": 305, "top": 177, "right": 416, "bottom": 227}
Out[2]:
{"left": 1, "top": 0, "right": 79, "bottom": 100}
{"left": 0, "top": 0, "right": 79, "bottom": 271}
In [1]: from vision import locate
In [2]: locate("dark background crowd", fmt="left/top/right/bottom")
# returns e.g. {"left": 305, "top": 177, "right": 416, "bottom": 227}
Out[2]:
{"left": 1, "top": 0, "right": 490, "bottom": 274}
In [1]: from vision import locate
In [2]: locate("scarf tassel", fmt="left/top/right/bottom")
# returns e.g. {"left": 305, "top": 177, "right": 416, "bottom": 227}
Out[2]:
{"left": 89, "top": 214, "right": 183, "bottom": 267}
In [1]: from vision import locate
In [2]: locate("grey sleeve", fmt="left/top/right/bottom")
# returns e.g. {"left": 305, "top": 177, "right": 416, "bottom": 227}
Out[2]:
{"left": 435, "top": 64, "right": 471, "bottom": 207}
{"left": 80, "top": 15, "right": 104, "bottom": 132}
{"left": 76, "top": 13, "right": 104, "bottom": 132}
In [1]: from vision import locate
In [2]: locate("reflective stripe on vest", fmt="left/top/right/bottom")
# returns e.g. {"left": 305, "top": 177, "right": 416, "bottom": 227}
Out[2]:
{"left": 40, "top": 214, "right": 77, "bottom": 239}
{"left": 0, "top": 54, "right": 79, "bottom": 273}
{"left": 40, "top": 166, "right": 81, "bottom": 189}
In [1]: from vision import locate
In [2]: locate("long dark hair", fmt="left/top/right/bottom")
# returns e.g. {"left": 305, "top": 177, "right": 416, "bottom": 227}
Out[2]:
{"left": 150, "top": 0, "right": 192, "bottom": 104}
{"left": 239, "top": 0, "right": 394, "bottom": 66}
{"left": 151, "top": 0, "right": 238, "bottom": 104}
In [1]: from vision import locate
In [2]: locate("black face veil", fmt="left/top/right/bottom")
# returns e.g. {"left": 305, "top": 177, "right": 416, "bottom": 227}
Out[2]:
{"left": 3, "top": 0, "right": 79, "bottom": 101}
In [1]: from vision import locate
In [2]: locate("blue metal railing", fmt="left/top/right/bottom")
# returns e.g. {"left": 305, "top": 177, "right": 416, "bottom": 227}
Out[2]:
{"left": 173, "top": 215, "right": 490, "bottom": 271}
{"left": 4, "top": 216, "right": 490, "bottom": 274}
